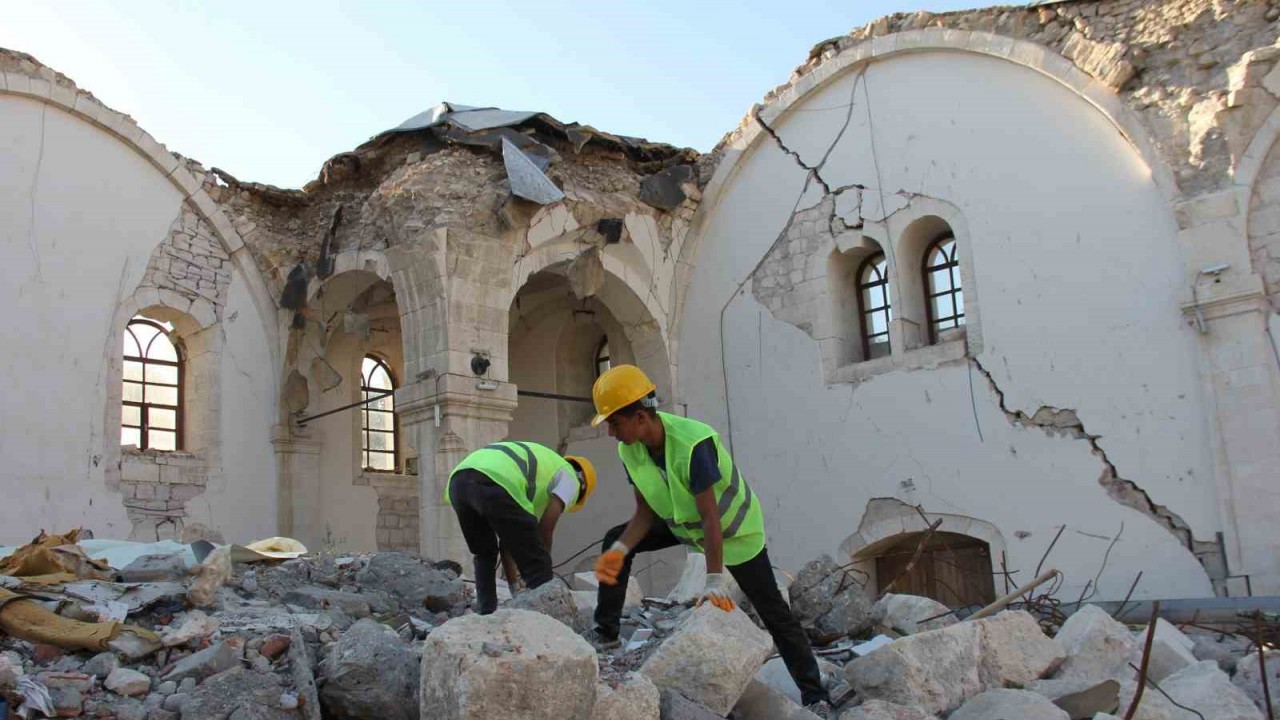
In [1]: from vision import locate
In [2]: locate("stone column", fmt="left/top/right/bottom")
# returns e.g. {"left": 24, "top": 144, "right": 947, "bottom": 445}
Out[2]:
{"left": 397, "top": 373, "right": 518, "bottom": 565}
{"left": 271, "top": 424, "right": 323, "bottom": 547}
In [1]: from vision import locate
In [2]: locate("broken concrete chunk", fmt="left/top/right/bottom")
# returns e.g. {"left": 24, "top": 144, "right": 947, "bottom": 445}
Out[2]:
{"left": 104, "top": 668, "right": 151, "bottom": 697}
{"left": 1120, "top": 661, "right": 1264, "bottom": 720}
{"left": 1233, "top": 650, "right": 1280, "bottom": 717}
{"left": 1029, "top": 678, "right": 1120, "bottom": 719}
{"left": 286, "top": 627, "right": 320, "bottom": 720}
{"left": 421, "top": 609, "right": 597, "bottom": 719}
{"left": 871, "top": 594, "right": 955, "bottom": 635}
{"left": 789, "top": 554, "right": 874, "bottom": 642}
{"left": 353, "top": 551, "right": 465, "bottom": 613}
{"left": 755, "top": 656, "right": 841, "bottom": 705}
{"left": 179, "top": 667, "right": 294, "bottom": 720}
{"left": 640, "top": 604, "right": 773, "bottom": 716}
{"left": 948, "top": 688, "right": 1070, "bottom": 720}
{"left": 83, "top": 651, "right": 120, "bottom": 679}
{"left": 187, "top": 546, "right": 231, "bottom": 608}
{"left": 975, "top": 610, "right": 1066, "bottom": 688}
{"left": 504, "top": 580, "right": 580, "bottom": 630}
{"left": 591, "top": 673, "right": 660, "bottom": 720}
{"left": 1188, "top": 630, "right": 1251, "bottom": 673}
{"left": 319, "top": 618, "right": 418, "bottom": 720}
{"left": 162, "top": 640, "right": 239, "bottom": 683}
{"left": 1132, "top": 619, "right": 1198, "bottom": 682}
{"left": 1052, "top": 605, "right": 1138, "bottom": 683}
{"left": 282, "top": 587, "right": 371, "bottom": 618}
{"left": 838, "top": 699, "right": 938, "bottom": 719}
{"left": 639, "top": 165, "right": 694, "bottom": 212}
{"left": 160, "top": 610, "right": 219, "bottom": 648}
{"left": 732, "top": 678, "right": 822, "bottom": 720}
{"left": 657, "top": 689, "right": 722, "bottom": 720}
{"left": 121, "top": 554, "right": 188, "bottom": 583}
{"left": 845, "top": 620, "right": 982, "bottom": 715}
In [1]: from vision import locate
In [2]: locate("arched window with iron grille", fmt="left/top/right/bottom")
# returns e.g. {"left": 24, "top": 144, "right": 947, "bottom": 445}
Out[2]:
{"left": 857, "top": 252, "right": 892, "bottom": 360}
{"left": 122, "top": 317, "right": 182, "bottom": 451}
{"left": 361, "top": 355, "right": 397, "bottom": 471}
{"left": 923, "top": 233, "right": 965, "bottom": 343}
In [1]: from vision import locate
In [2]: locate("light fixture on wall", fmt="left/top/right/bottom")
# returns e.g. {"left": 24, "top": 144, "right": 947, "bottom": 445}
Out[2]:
{"left": 471, "top": 352, "right": 498, "bottom": 391}
{"left": 1190, "top": 263, "right": 1231, "bottom": 334}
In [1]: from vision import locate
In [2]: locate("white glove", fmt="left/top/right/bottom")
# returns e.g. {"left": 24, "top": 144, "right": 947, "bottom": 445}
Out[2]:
{"left": 697, "top": 572, "right": 736, "bottom": 611}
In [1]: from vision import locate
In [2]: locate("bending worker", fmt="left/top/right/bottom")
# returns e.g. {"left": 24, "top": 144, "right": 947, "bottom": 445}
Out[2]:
{"left": 587, "top": 365, "right": 832, "bottom": 715}
{"left": 446, "top": 441, "right": 596, "bottom": 614}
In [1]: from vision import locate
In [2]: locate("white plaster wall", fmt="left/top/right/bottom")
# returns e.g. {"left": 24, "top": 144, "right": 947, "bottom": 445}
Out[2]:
{"left": 185, "top": 275, "right": 279, "bottom": 544}
{"left": 679, "top": 51, "right": 1217, "bottom": 600}
{"left": 0, "top": 95, "right": 180, "bottom": 543}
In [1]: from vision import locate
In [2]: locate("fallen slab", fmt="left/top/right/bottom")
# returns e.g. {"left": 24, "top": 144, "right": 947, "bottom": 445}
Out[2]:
{"left": 420, "top": 609, "right": 598, "bottom": 719}
{"left": 591, "top": 672, "right": 660, "bottom": 720}
{"left": 639, "top": 604, "right": 773, "bottom": 716}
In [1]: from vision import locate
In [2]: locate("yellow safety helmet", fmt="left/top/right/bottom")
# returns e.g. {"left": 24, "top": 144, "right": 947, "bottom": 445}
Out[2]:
{"left": 591, "top": 365, "right": 657, "bottom": 427}
{"left": 563, "top": 455, "right": 596, "bottom": 512}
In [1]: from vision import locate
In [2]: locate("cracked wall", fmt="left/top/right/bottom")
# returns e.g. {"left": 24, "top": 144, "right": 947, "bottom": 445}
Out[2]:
{"left": 680, "top": 43, "right": 1221, "bottom": 600}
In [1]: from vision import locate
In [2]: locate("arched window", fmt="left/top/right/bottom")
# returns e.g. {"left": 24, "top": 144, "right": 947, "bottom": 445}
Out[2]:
{"left": 924, "top": 233, "right": 965, "bottom": 342}
{"left": 122, "top": 317, "right": 182, "bottom": 451}
{"left": 361, "top": 355, "right": 397, "bottom": 471}
{"left": 857, "top": 252, "right": 891, "bottom": 360}
{"left": 595, "top": 337, "right": 612, "bottom": 378}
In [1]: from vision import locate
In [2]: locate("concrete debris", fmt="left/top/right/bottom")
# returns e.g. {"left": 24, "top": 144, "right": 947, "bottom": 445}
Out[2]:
{"left": 1118, "top": 660, "right": 1265, "bottom": 720}
{"left": 180, "top": 667, "right": 295, "bottom": 720}
{"left": 789, "top": 555, "right": 875, "bottom": 642}
{"left": 838, "top": 699, "right": 938, "bottom": 719}
{"left": 120, "top": 554, "right": 189, "bottom": 583}
{"left": 975, "top": 610, "right": 1067, "bottom": 688}
{"left": 1233, "top": 650, "right": 1280, "bottom": 717}
{"left": 590, "top": 672, "right": 660, "bottom": 720}
{"left": 420, "top": 609, "right": 598, "bottom": 719}
{"left": 1052, "top": 605, "right": 1139, "bottom": 683}
{"left": 639, "top": 604, "right": 773, "bottom": 716}
{"left": 318, "top": 618, "right": 419, "bottom": 720}
{"left": 639, "top": 165, "right": 695, "bottom": 212}
{"left": 1132, "top": 618, "right": 1198, "bottom": 682}
{"left": 871, "top": 594, "right": 955, "bottom": 636}
{"left": 844, "top": 614, "right": 983, "bottom": 714}
{"left": 948, "top": 688, "right": 1071, "bottom": 720}
{"left": 186, "top": 545, "right": 231, "bottom": 608}
{"left": 104, "top": 667, "right": 151, "bottom": 696}
{"left": 1029, "top": 677, "right": 1121, "bottom": 719}
{"left": 755, "top": 656, "right": 841, "bottom": 705}
{"left": 163, "top": 639, "right": 241, "bottom": 683}
{"left": 657, "top": 689, "right": 722, "bottom": 720}
{"left": 504, "top": 579, "right": 581, "bottom": 630}
{"left": 1188, "top": 629, "right": 1253, "bottom": 673}
{"left": 282, "top": 587, "right": 373, "bottom": 618}
{"left": 732, "top": 678, "right": 823, "bottom": 720}
{"left": 352, "top": 551, "right": 465, "bottom": 614}
{"left": 160, "top": 609, "right": 218, "bottom": 647}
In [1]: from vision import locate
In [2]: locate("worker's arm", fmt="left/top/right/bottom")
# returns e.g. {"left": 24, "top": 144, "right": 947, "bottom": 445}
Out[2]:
{"left": 499, "top": 548, "right": 520, "bottom": 589}
{"left": 616, "top": 489, "right": 657, "bottom": 550}
{"left": 694, "top": 487, "right": 724, "bottom": 574}
{"left": 537, "top": 497, "right": 565, "bottom": 555}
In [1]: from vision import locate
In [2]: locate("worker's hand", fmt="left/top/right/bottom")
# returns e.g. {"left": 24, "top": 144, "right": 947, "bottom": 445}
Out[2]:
{"left": 696, "top": 572, "right": 736, "bottom": 612}
{"left": 595, "top": 541, "right": 629, "bottom": 586}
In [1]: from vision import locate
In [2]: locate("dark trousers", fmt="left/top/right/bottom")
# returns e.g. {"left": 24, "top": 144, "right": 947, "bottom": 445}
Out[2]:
{"left": 595, "top": 522, "right": 829, "bottom": 706}
{"left": 449, "top": 469, "right": 553, "bottom": 614}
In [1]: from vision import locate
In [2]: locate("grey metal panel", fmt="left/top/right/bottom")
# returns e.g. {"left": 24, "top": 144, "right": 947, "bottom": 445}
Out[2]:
{"left": 502, "top": 137, "right": 564, "bottom": 205}
{"left": 450, "top": 108, "right": 541, "bottom": 132}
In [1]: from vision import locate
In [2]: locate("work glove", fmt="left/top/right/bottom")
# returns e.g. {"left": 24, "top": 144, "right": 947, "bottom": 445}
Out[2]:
{"left": 595, "top": 541, "right": 629, "bottom": 586}
{"left": 696, "top": 572, "right": 736, "bottom": 612}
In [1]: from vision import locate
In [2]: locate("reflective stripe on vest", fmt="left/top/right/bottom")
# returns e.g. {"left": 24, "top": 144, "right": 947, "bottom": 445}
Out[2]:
{"left": 481, "top": 442, "right": 538, "bottom": 504}
{"left": 620, "top": 412, "right": 765, "bottom": 565}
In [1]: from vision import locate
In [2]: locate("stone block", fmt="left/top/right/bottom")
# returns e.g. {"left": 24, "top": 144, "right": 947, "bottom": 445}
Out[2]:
{"left": 844, "top": 620, "right": 982, "bottom": 715}
{"left": 1232, "top": 650, "right": 1280, "bottom": 717}
{"left": 1188, "top": 630, "right": 1251, "bottom": 673}
{"left": 949, "top": 689, "right": 1070, "bottom": 720}
{"left": 975, "top": 610, "right": 1066, "bottom": 688}
{"left": 121, "top": 553, "right": 188, "bottom": 582}
{"left": 353, "top": 551, "right": 464, "bottom": 613}
{"left": 420, "top": 610, "right": 597, "bottom": 720}
{"left": 505, "top": 579, "right": 580, "bottom": 630}
{"left": 640, "top": 604, "right": 773, "bottom": 716}
{"left": 1028, "top": 677, "right": 1120, "bottom": 719}
{"left": 755, "top": 656, "right": 841, "bottom": 705}
{"left": 871, "top": 594, "right": 956, "bottom": 635}
{"left": 162, "top": 640, "right": 239, "bottom": 683}
{"left": 105, "top": 668, "right": 151, "bottom": 696}
{"left": 591, "top": 673, "right": 660, "bottom": 720}
{"left": 1052, "top": 605, "right": 1137, "bottom": 683}
{"left": 1118, "top": 661, "right": 1264, "bottom": 720}
{"left": 732, "top": 679, "right": 822, "bottom": 720}
{"left": 1132, "top": 619, "right": 1198, "bottom": 682}
{"left": 838, "top": 699, "right": 938, "bottom": 719}
{"left": 318, "top": 619, "right": 418, "bottom": 720}
{"left": 180, "top": 667, "right": 294, "bottom": 720}
{"left": 657, "top": 690, "right": 721, "bottom": 720}
{"left": 789, "top": 554, "right": 875, "bottom": 641}
{"left": 282, "top": 587, "right": 371, "bottom": 618}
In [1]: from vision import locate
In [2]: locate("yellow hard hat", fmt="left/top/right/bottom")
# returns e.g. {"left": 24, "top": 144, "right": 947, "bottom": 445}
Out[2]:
{"left": 591, "top": 365, "right": 656, "bottom": 426}
{"left": 563, "top": 455, "right": 596, "bottom": 512}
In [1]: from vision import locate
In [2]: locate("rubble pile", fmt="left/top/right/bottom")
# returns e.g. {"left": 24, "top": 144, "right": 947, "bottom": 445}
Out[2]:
{"left": 1, "top": 534, "right": 1274, "bottom": 720}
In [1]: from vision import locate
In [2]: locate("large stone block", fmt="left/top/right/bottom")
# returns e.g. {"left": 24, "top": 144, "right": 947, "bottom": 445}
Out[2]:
{"left": 657, "top": 690, "right": 721, "bottom": 720}
{"left": 354, "top": 552, "right": 465, "bottom": 613}
{"left": 505, "top": 580, "right": 580, "bottom": 630}
{"left": 1118, "top": 661, "right": 1264, "bottom": 720}
{"left": 844, "top": 619, "right": 982, "bottom": 715}
{"left": 871, "top": 594, "right": 955, "bottom": 635}
{"left": 1028, "top": 677, "right": 1120, "bottom": 719}
{"left": 591, "top": 673, "right": 660, "bottom": 720}
{"left": 420, "top": 609, "right": 597, "bottom": 720}
{"left": 1233, "top": 650, "right": 1280, "bottom": 716}
{"left": 180, "top": 667, "right": 295, "bottom": 720}
{"left": 319, "top": 619, "right": 418, "bottom": 720}
{"left": 1132, "top": 619, "right": 1198, "bottom": 682}
{"left": 640, "top": 604, "right": 773, "bottom": 716}
{"left": 1053, "top": 605, "right": 1137, "bottom": 683}
{"left": 732, "top": 679, "right": 822, "bottom": 720}
{"left": 975, "top": 610, "right": 1066, "bottom": 688}
{"left": 838, "top": 699, "right": 937, "bottom": 719}
{"left": 789, "top": 555, "right": 874, "bottom": 641}
{"left": 756, "top": 656, "right": 841, "bottom": 705}
{"left": 949, "top": 689, "right": 1070, "bottom": 720}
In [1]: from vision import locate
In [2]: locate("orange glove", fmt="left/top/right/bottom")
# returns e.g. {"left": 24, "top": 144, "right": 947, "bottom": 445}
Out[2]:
{"left": 595, "top": 541, "right": 629, "bottom": 586}
{"left": 696, "top": 573, "right": 736, "bottom": 612}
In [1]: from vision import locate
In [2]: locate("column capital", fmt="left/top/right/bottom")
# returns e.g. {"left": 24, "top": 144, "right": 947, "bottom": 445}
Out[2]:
{"left": 396, "top": 373, "right": 518, "bottom": 427}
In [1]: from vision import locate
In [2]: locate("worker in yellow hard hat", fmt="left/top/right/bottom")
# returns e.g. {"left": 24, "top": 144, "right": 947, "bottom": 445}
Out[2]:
{"left": 585, "top": 365, "right": 832, "bottom": 716}
{"left": 445, "top": 441, "right": 596, "bottom": 614}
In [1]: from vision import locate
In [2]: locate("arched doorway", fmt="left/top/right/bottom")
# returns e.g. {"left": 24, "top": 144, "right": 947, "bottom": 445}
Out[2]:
{"left": 861, "top": 530, "right": 997, "bottom": 607}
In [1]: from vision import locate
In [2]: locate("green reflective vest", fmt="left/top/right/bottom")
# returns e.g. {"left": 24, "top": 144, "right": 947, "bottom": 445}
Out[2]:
{"left": 620, "top": 412, "right": 766, "bottom": 566}
{"left": 445, "top": 441, "right": 572, "bottom": 519}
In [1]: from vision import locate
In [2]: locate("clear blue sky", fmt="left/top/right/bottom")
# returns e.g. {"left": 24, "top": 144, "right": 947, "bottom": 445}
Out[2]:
{"left": 4, "top": 1, "right": 980, "bottom": 188}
